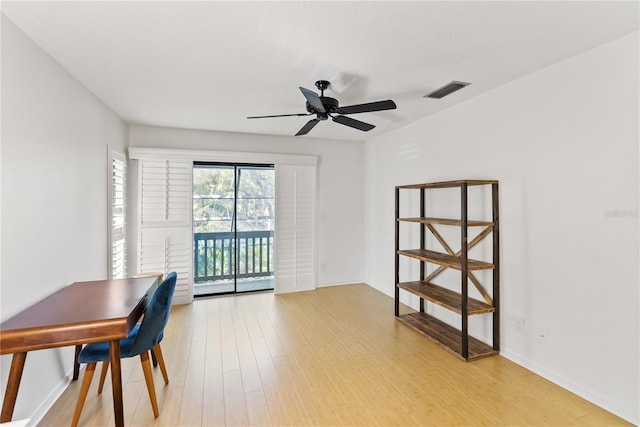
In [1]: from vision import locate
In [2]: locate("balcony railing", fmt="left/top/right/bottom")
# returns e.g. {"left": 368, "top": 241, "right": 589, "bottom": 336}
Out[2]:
{"left": 193, "top": 230, "right": 274, "bottom": 283}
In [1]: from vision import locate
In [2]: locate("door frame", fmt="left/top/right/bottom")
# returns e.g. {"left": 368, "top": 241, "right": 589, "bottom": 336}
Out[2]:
{"left": 192, "top": 161, "right": 275, "bottom": 296}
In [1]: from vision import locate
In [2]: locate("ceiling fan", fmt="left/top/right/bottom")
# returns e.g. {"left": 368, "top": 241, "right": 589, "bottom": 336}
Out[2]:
{"left": 247, "top": 80, "right": 397, "bottom": 136}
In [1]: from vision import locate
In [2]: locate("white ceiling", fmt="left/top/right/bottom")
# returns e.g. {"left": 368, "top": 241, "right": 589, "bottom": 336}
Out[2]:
{"left": 2, "top": 1, "right": 638, "bottom": 142}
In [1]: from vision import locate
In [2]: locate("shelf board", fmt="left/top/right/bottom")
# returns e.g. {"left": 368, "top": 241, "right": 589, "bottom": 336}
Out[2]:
{"left": 396, "top": 312, "right": 498, "bottom": 361}
{"left": 397, "top": 249, "right": 494, "bottom": 271}
{"left": 397, "top": 217, "right": 494, "bottom": 227}
{"left": 396, "top": 180, "right": 498, "bottom": 189}
{"left": 397, "top": 281, "right": 494, "bottom": 315}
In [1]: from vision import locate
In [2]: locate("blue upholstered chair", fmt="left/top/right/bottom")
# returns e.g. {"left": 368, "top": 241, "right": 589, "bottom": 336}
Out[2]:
{"left": 70, "top": 272, "right": 177, "bottom": 427}
{"left": 72, "top": 273, "right": 166, "bottom": 380}
{"left": 92, "top": 272, "right": 168, "bottom": 393}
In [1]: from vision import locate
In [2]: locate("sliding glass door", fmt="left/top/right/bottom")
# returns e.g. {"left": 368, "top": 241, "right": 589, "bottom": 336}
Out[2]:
{"left": 192, "top": 162, "right": 275, "bottom": 296}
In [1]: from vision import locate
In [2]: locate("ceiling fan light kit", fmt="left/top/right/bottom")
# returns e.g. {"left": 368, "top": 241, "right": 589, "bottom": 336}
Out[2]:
{"left": 425, "top": 81, "right": 471, "bottom": 99}
{"left": 247, "top": 80, "right": 397, "bottom": 136}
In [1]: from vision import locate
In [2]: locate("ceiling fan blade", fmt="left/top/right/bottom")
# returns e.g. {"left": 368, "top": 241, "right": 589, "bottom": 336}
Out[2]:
{"left": 332, "top": 115, "right": 375, "bottom": 131}
{"left": 337, "top": 99, "right": 397, "bottom": 115}
{"left": 299, "top": 87, "right": 326, "bottom": 113}
{"left": 295, "top": 118, "right": 320, "bottom": 136}
{"left": 247, "top": 113, "right": 310, "bottom": 119}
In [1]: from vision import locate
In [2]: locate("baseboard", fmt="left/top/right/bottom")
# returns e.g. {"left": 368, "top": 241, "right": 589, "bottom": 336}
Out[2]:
{"left": 24, "top": 369, "right": 74, "bottom": 427}
{"left": 172, "top": 294, "right": 193, "bottom": 305}
{"left": 1, "top": 419, "right": 31, "bottom": 426}
{"left": 316, "top": 281, "right": 364, "bottom": 288}
{"left": 501, "top": 349, "right": 638, "bottom": 425}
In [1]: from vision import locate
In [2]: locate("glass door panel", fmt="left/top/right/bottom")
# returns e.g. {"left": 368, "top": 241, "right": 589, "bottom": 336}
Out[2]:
{"left": 193, "top": 163, "right": 274, "bottom": 296}
{"left": 235, "top": 166, "right": 275, "bottom": 292}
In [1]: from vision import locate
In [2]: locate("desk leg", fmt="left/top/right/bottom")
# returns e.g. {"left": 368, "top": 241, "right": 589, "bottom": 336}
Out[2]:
{"left": 108, "top": 340, "right": 124, "bottom": 427}
{"left": 1, "top": 352, "right": 27, "bottom": 423}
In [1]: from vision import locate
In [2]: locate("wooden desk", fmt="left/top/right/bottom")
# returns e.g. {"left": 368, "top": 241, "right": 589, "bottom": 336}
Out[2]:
{"left": 0, "top": 277, "right": 158, "bottom": 427}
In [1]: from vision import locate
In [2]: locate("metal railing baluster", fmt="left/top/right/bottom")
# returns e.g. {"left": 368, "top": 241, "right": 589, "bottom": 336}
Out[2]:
{"left": 193, "top": 231, "right": 274, "bottom": 283}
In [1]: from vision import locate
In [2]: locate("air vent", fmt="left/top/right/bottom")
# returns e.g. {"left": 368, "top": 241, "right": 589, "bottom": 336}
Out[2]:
{"left": 425, "top": 81, "right": 470, "bottom": 99}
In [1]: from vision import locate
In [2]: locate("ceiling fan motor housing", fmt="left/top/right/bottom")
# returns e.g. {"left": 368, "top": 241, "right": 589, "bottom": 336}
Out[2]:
{"left": 306, "top": 96, "right": 339, "bottom": 119}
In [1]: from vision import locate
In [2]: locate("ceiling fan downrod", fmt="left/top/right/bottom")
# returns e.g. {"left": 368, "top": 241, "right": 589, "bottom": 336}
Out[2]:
{"left": 314, "top": 80, "right": 330, "bottom": 97}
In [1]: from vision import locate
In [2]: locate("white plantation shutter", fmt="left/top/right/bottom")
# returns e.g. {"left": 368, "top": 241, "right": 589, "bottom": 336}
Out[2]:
{"left": 109, "top": 150, "right": 127, "bottom": 279}
{"left": 138, "top": 158, "right": 193, "bottom": 304}
{"left": 139, "top": 226, "right": 192, "bottom": 303}
{"left": 141, "top": 159, "right": 192, "bottom": 225}
{"left": 130, "top": 147, "right": 317, "bottom": 300}
{"left": 274, "top": 165, "right": 316, "bottom": 294}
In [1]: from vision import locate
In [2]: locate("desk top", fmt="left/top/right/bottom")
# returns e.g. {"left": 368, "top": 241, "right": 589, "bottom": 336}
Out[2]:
{"left": 0, "top": 277, "right": 157, "bottom": 354}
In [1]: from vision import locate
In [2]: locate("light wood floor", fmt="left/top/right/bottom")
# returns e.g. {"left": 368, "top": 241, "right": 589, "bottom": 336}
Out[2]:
{"left": 39, "top": 284, "right": 630, "bottom": 426}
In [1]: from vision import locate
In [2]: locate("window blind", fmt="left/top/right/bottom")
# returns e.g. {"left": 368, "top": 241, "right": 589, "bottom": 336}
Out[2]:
{"left": 274, "top": 165, "right": 316, "bottom": 294}
{"left": 140, "top": 159, "right": 192, "bottom": 226}
{"left": 139, "top": 226, "right": 192, "bottom": 303}
{"left": 109, "top": 150, "right": 127, "bottom": 279}
{"left": 138, "top": 158, "right": 193, "bottom": 304}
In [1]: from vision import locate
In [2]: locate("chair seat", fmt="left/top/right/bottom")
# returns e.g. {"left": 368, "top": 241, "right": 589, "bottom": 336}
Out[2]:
{"left": 78, "top": 324, "right": 140, "bottom": 363}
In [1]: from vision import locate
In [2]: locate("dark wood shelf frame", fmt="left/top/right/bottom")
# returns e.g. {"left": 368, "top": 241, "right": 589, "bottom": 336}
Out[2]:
{"left": 397, "top": 217, "right": 494, "bottom": 227}
{"left": 397, "top": 249, "right": 495, "bottom": 271}
{"left": 394, "top": 179, "right": 500, "bottom": 361}
{"left": 397, "top": 281, "right": 495, "bottom": 315}
{"left": 396, "top": 179, "right": 498, "bottom": 189}
{"left": 397, "top": 312, "right": 498, "bottom": 361}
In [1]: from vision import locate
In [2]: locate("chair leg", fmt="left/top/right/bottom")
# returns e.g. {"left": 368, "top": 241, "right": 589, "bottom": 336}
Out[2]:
{"left": 140, "top": 351, "right": 159, "bottom": 417}
{"left": 152, "top": 344, "right": 169, "bottom": 385}
{"left": 97, "top": 361, "right": 110, "bottom": 395}
{"left": 151, "top": 348, "right": 158, "bottom": 368}
{"left": 72, "top": 345, "right": 82, "bottom": 381}
{"left": 71, "top": 362, "right": 97, "bottom": 427}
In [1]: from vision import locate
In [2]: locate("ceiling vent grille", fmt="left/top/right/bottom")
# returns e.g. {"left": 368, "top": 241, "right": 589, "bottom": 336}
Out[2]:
{"left": 425, "top": 81, "right": 470, "bottom": 99}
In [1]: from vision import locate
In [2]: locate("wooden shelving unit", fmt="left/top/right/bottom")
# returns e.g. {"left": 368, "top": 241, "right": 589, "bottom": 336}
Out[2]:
{"left": 394, "top": 180, "right": 500, "bottom": 361}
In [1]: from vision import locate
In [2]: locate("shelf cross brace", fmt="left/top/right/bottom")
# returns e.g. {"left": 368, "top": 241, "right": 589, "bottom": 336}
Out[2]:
{"left": 468, "top": 271, "right": 493, "bottom": 306}
{"left": 426, "top": 224, "right": 455, "bottom": 256}
{"left": 424, "top": 225, "right": 495, "bottom": 306}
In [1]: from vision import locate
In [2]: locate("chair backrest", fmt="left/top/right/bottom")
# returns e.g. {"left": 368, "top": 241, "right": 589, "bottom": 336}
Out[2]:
{"left": 127, "top": 272, "right": 177, "bottom": 357}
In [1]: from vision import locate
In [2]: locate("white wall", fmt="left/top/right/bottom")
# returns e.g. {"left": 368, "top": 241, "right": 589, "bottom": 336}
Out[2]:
{"left": 0, "top": 15, "right": 128, "bottom": 421}
{"left": 128, "top": 125, "right": 365, "bottom": 288}
{"left": 364, "top": 32, "right": 639, "bottom": 423}
{"left": 2, "top": 7, "right": 635, "bottom": 423}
